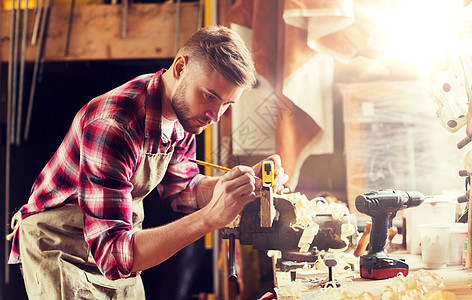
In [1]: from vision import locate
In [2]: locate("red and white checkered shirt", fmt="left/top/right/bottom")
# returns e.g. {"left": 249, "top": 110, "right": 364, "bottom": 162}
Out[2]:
{"left": 8, "top": 69, "right": 205, "bottom": 280}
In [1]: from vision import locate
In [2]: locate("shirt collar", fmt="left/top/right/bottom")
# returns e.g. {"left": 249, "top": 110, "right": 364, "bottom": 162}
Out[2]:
{"left": 145, "top": 69, "right": 185, "bottom": 143}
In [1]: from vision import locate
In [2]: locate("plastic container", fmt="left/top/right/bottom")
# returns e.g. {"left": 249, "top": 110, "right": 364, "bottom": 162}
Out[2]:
{"left": 405, "top": 196, "right": 456, "bottom": 254}
{"left": 419, "top": 224, "right": 450, "bottom": 269}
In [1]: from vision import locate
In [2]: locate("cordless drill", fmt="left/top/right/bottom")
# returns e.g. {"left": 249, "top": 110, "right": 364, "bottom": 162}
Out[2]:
{"left": 355, "top": 190, "right": 424, "bottom": 280}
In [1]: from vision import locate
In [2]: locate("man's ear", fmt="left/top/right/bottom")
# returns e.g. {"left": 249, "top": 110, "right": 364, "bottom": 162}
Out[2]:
{"left": 173, "top": 55, "right": 187, "bottom": 79}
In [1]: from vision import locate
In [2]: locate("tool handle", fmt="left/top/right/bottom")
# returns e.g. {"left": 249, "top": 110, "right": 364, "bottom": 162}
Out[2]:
{"left": 369, "top": 214, "right": 390, "bottom": 254}
{"left": 228, "top": 234, "right": 237, "bottom": 282}
{"left": 458, "top": 135, "right": 472, "bottom": 149}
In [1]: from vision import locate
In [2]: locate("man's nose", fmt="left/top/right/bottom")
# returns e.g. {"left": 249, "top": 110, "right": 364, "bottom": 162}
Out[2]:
{"left": 206, "top": 104, "right": 224, "bottom": 123}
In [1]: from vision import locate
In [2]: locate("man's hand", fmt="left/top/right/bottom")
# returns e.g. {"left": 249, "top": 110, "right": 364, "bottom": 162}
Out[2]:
{"left": 132, "top": 165, "right": 257, "bottom": 273}
{"left": 251, "top": 154, "right": 289, "bottom": 192}
{"left": 203, "top": 166, "right": 258, "bottom": 229}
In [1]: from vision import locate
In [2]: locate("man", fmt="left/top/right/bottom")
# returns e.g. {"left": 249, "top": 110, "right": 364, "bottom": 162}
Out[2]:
{"left": 7, "top": 26, "right": 288, "bottom": 299}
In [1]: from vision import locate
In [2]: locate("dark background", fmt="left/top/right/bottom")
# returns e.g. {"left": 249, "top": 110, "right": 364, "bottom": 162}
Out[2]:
{"left": 0, "top": 59, "right": 213, "bottom": 299}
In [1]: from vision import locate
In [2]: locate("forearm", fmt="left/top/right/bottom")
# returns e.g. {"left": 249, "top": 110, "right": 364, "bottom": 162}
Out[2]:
{"left": 131, "top": 206, "right": 215, "bottom": 272}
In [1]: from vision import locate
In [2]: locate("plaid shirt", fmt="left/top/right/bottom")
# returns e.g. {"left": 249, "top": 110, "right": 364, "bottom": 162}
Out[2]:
{"left": 8, "top": 69, "right": 205, "bottom": 280}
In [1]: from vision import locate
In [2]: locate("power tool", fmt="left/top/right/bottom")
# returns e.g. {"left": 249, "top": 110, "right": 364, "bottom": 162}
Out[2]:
{"left": 355, "top": 190, "right": 424, "bottom": 280}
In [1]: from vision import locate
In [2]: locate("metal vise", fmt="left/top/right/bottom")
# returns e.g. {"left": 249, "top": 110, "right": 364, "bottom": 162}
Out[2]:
{"left": 220, "top": 194, "right": 357, "bottom": 280}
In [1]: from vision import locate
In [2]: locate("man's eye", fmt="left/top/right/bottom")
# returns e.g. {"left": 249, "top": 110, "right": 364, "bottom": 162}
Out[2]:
{"left": 205, "top": 93, "right": 216, "bottom": 100}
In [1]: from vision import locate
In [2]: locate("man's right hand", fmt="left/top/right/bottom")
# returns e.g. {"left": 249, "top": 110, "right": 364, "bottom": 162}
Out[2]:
{"left": 132, "top": 165, "right": 257, "bottom": 273}
{"left": 203, "top": 165, "right": 257, "bottom": 229}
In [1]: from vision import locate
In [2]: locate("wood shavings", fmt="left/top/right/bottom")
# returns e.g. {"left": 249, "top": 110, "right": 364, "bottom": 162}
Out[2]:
{"left": 226, "top": 214, "right": 240, "bottom": 228}
{"left": 314, "top": 287, "right": 375, "bottom": 300}
{"left": 298, "top": 223, "right": 319, "bottom": 252}
{"left": 423, "top": 290, "right": 456, "bottom": 300}
{"left": 274, "top": 280, "right": 309, "bottom": 298}
{"left": 282, "top": 192, "right": 353, "bottom": 253}
{"left": 329, "top": 215, "right": 356, "bottom": 253}
{"left": 284, "top": 193, "right": 350, "bottom": 228}
{"left": 382, "top": 270, "right": 447, "bottom": 300}
{"left": 312, "top": 252, "right": 358, "bottom": 275}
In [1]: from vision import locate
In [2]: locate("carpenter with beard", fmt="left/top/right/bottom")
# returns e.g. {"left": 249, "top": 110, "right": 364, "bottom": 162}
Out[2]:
{"left": 7, "top": 26, "right": 289, "bottom": 299}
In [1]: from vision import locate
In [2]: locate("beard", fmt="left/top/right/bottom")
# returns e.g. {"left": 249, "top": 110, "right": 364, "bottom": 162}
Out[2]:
{"left": 171, "top": 80, "right": 208, "bottom": 135}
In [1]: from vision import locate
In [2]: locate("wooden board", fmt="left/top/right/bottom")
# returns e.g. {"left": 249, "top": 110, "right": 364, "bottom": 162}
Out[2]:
{"left": 260, "top": 187, "right": 275, "bottom": 227}
{"left": 0, "top": 2, "right": 200, "bottom": 62}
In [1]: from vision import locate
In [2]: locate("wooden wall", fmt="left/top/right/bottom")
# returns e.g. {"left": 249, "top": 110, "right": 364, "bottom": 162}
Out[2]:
{"left": 0, "top": 2, "right": 200, "bottom": 62}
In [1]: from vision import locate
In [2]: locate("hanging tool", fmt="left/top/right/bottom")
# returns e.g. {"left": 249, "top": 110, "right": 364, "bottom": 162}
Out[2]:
{"left": 197, "top": 0, "right": 204, "bottom": 29}
{"left": 31, "top": 0, "right": 43, "bottom": 45}
{"left": 121, "top": 0, "right": 128, "bottom": 39}
{"left": 5, "top": 0, "right": 15, "bottom": 284}
{"left": 16, "top": 0, "right": 30, "bottom": 145}
{"left": 25, "top": 0, "right": 53, "bottom": 140}
{"left": 355, "top": 190, "right": 424, "bottom": 280}
{"left": 174, "top": 0, "right": 181, "bottom": 55}
{"left": 64, "top": 0, "right": 75, "bottom": 56}
{"left": 8, "top": 0, "right": 19, "bottom": 144}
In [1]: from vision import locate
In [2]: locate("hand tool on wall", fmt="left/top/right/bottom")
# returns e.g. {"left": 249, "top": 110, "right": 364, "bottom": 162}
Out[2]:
{"left": 31, "top": 0, "right": 44, "bottom": 45}
{"left": 174, "top": 0, "right": 181, "bottom": 55}
{"left": 8, "top": 0, "right": 20, "bottom": 144}
{"left": 355, "top": 190, "right": 424, "bottom": 280}
{"left": 17, "top": 0, "right": 30, "bottom": 145}
{"left": 5, "top": 0, "right": 16, "bottom": 283}
{"left": 25, "top": 0, "right": 53, "bottom": 140}
{"left": 64, "top": 0, "right": 75, "bottom": 56}
{"left": 121, "top": 0, "right": 128, "bottom": 39}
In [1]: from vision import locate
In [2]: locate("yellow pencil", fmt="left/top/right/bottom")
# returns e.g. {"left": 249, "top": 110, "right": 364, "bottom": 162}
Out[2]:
{"left": 189, "top": 159, "right": 231, "bottom": 172}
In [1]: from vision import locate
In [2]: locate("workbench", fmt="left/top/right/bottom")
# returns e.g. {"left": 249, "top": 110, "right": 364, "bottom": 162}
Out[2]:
{"left": 274, "top": 251, "right": 472, "bottom": 299}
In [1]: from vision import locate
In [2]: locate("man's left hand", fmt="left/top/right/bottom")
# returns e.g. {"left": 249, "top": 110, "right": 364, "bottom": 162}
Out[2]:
{"left": 251, "top": 154, "right": 289, "bottom": 192}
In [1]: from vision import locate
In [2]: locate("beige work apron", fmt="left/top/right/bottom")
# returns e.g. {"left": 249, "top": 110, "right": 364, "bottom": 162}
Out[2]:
{"left": 19, "top": 139, "right": 174, "bottom": 300}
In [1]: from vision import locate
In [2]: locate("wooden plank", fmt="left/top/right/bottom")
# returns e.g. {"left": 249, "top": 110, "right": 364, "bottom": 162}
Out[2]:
{"left": 260, "top": 187, "right": 275, "bottom": 227}
{"left": 0, "top": 2, "right": 200, "bottom": 62}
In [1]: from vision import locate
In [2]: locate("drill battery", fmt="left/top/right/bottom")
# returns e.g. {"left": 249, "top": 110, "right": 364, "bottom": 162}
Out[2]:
{"left": 360, "top": 253, "right": 409, "bottom": 280}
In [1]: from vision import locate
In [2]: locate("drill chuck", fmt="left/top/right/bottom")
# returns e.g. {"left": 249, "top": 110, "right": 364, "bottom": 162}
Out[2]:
{"left": 405, "top": 191, "right": 424, "bottom": 207}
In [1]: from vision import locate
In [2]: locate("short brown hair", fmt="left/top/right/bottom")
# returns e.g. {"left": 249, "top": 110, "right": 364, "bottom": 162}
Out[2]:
{"left": 179, "top": 26, "right": 256, "bottom": 88}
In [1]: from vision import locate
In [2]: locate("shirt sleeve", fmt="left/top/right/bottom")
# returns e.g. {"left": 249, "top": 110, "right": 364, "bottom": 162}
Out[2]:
{"left": 78, "top": 118, "right": 141, "bottom": 280}
{"left": 157, "top": 134, "right": 206, "bottom": 213}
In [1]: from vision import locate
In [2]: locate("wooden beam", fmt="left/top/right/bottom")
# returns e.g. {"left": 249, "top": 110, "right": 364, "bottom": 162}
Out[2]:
{"left": 260, "top": 187, "right": 275, "bottom": 227}
{"left": 0, "top": 2, "right": 200, "bottom": 62}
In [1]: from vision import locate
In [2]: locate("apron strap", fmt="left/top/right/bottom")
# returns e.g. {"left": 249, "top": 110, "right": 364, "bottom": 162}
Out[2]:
{"left": 6, "top": 210, "right": 22, "bottom": 241}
